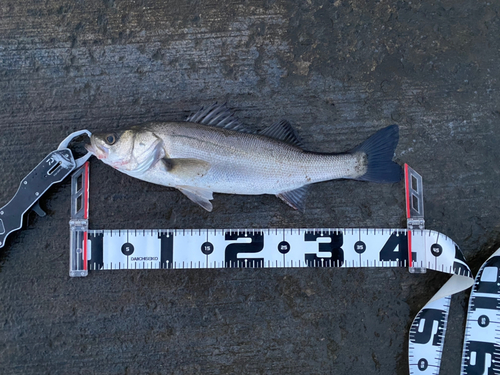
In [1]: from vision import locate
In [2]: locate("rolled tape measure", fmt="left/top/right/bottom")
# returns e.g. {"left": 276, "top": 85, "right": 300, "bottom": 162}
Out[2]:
{"left": 67, "top": 162, "right": 499, "bottom": 374}
{"left": 461, "top": 248, "right": 500, "bottom": 375}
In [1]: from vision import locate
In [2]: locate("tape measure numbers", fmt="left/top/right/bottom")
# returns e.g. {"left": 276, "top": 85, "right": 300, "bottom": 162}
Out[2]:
{"left": 83, "top": 227, "right": 460, "bottom": 272}
{"left": 461, "top": 249, "right": 500, "bottom": 375}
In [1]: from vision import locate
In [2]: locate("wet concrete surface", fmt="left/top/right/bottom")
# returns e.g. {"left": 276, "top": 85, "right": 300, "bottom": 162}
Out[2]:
{"left": 0, "top": 0, "right": 499, "bottom": 374}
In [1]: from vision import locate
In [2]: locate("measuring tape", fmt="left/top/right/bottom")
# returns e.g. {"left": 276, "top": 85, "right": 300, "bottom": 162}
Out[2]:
{"left": 67, "top": 162, "right": 500, "bottom": 374}
{"left": 461, "top": 248, "right": 500, "bottom": 374}
{"left": 82, "top": 227, "right": 457, "bottom": 272}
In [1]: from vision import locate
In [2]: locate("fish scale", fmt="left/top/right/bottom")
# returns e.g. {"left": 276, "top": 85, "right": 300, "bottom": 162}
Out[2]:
{"left": 157, "top": 122, "right": 360, "bottom": 191}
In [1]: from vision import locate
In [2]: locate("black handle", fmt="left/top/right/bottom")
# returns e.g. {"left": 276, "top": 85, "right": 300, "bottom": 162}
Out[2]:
{"left": 0, "top": 149, "right": 76, "bottom": 248}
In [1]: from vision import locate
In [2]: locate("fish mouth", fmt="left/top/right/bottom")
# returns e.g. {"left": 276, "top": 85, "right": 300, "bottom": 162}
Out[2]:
{"left": 85, "top": 141, "right": 108, "bottom": 160}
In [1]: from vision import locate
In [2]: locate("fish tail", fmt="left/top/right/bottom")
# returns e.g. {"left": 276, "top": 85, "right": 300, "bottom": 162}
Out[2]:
{"left": 351, "top": 125, "right": 402, "bottom": 183}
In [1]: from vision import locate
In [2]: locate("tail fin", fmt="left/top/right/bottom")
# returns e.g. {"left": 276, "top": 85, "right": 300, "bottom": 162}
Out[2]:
{"left": 352, "top": 125, "right": 402, "bottom": 183}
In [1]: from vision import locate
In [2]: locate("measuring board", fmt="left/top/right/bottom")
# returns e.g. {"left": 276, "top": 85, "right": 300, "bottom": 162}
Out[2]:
{"left": 67, "top": 162, "right": 498, "bottom": 374}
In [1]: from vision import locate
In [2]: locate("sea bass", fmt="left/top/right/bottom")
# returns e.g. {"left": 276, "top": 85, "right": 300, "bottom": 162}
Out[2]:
{"left": 85, "top": 104, "right": 402, "bottom": 211}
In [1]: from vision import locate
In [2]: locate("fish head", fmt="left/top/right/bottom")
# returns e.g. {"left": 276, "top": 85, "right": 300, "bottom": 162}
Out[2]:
{"left": 86, "top": 127, "right": 164, "bottom": 173}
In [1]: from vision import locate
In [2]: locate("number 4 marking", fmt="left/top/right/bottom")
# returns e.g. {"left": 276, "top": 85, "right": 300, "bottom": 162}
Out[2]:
{"left": 379, "top": 232, "right": 416, "bottom": 263}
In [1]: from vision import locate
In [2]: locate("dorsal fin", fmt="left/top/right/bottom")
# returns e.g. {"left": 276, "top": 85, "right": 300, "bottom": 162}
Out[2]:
{"left": 259, "top": 120, "right": 303, "bottom": 148}
{"left": 186, "top": 103, "right": 250, "bottom": 132}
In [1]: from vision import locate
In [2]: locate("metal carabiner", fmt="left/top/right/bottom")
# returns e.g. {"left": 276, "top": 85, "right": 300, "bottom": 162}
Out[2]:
{"left": 58, "top": 129, "right": 93, "bottom": 168}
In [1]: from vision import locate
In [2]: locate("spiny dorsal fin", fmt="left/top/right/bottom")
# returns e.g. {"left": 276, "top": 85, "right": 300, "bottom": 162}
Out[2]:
{"left": 260, "top": 120, "right": 304, "bottom": 148}
{"left": 276, "top": 186, "right": 308, "bottom": 212}
{"left": 186, "top": 103, "right": 250, "bottom": 132}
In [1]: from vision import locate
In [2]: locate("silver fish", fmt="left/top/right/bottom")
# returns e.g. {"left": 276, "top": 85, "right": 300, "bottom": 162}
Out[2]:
{"left": 85, "top": 104, "right": 401, "bottom": 211}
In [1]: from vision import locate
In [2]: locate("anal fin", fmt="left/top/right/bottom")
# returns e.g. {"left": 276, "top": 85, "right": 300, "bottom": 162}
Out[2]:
{"left": 276, "top": 186, "right": 308, "bottom": 212}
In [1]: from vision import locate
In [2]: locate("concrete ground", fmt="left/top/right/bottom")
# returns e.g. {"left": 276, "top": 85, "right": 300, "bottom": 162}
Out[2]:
{"left": 0, "top": 0, "right": 499, "bottom": 374}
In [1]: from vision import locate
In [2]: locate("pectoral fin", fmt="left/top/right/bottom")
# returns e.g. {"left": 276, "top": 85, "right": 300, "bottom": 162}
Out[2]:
{"left": 177, "top": 185, "right": 214, "bottom": 212}
{"left": 160, "top": 158, "right": 211, "bottom": 179}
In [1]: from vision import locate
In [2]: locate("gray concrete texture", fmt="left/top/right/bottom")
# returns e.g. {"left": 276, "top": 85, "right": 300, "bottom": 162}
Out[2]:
{"left": 0, "top": 0, "right": 499, "bottom": 374}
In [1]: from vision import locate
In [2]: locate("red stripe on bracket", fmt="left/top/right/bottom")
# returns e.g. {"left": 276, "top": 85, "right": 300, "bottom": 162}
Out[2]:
{"left": 83, "top": 162, "right": 89, "bottom": 270}
{"left": 404, "top": 164, "right": 413, "bottom": 267}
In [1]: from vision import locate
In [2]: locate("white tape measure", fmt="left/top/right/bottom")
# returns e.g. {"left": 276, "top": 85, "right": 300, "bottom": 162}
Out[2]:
{"left": 67, "top": 162, "right": 499, "bottom": 374}
{"left": 82, "top": 227, "right": 459, "bottom": 272}
{"left": 461, "top": 248, "right": 500, "bottom": 374}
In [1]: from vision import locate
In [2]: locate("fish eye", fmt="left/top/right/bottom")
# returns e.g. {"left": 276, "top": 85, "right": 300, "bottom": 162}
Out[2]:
{"left": 105, "top": 134, "right": 117, "bottom": 145}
